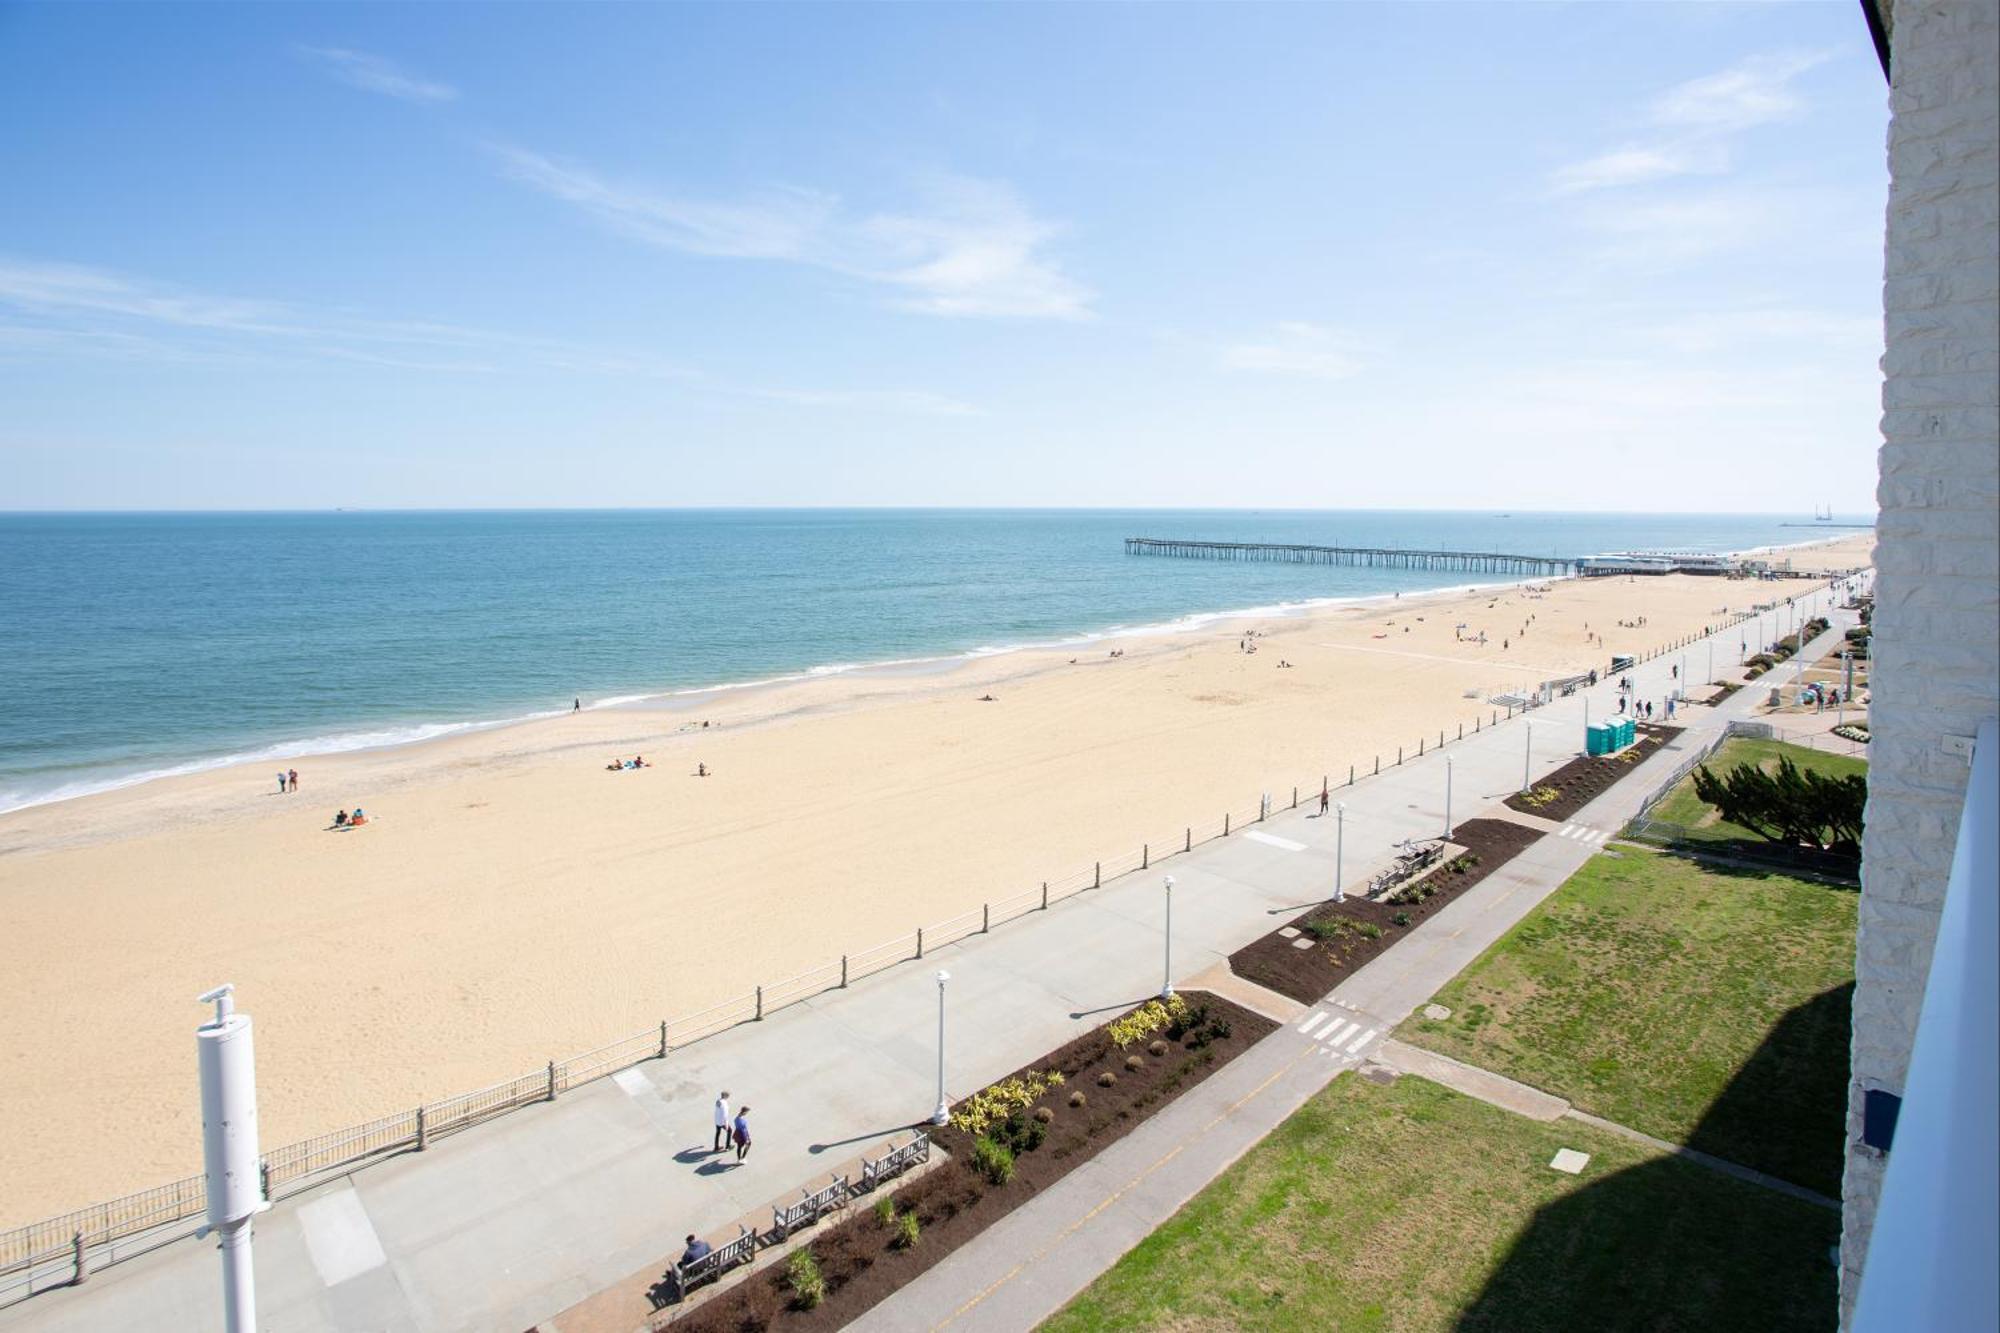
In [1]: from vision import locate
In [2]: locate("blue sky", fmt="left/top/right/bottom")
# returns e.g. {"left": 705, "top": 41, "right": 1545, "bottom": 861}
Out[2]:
{"left": 1, "top": 2, "right": 1888, "bottom": 510}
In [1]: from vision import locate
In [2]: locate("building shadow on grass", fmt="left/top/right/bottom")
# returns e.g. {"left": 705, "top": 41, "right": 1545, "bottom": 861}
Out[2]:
{"left": 1454, "top": 984, "right": 1850, "bottom": 1333}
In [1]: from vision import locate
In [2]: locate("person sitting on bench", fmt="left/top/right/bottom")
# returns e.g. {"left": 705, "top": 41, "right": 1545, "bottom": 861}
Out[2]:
{"left": 680, "top": 1234, "right": 711, "bottom": 1268}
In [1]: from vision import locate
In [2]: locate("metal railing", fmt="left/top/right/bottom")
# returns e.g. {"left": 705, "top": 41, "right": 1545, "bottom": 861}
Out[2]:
{"left": 0, "top": 592, "right": 1835, "bottom": 1301}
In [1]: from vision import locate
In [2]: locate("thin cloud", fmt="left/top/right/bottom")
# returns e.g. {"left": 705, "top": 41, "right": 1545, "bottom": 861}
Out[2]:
{"left": 751, "top": 387, "right": 979, "bottom": 417}
{"left": 1549, "top": 51, "right": 1826, "bottom": 195}
{"left": 1220, "top": 322, "right": 1362, "bottom": 381}
{"left": 493, "top": 146, "right": 1093, "bottom": 321}
{"left": 303, "top": 47, "right": 458, "bottom": 104}
{"left": 1651, "top": 52, "right": 1826, "bottom": 134}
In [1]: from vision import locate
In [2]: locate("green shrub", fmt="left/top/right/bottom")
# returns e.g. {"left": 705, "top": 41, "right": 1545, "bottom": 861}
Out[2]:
{"left": 1391, "top": 911, "right": 1412, "bottom": 926}
{"left": 786, "top": 1249, "right": 826, "bottom": 1309}
{"left": 894, "top": 1210, "right": 921, "bottom": 1249}
{"left": 970, "top": 1136, "right": 1015, "bottom": 1185}
{"left": 1304, "top": 917, "right": 1350, "bottom": 941}
{"left": 873, "top": 1196, "right": 896, "bottom": 1227}
{"left": 1356, "top": 922, "right": 1382, "bottom": 939}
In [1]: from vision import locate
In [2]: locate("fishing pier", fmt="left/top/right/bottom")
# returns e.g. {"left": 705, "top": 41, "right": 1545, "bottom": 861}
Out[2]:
{"left": 1123, "top": 537, "right": 1577, "bottom": 578}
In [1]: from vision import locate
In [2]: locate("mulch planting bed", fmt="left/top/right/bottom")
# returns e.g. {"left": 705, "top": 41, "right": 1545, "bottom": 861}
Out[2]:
{"left": 1229, "top": 818, "right": 1545, "bottom": 1006}
{"left": 1702, "top": 682, "right": 1745, "bottom": 706}
{"left": 1502, "top": 723, "right": 1685, "bottom": 822}
{"left": 666, "top": 991, "right": 1274, "bottom": 1330}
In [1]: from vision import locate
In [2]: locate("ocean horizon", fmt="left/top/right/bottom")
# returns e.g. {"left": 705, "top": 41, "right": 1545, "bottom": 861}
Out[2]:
{"left": 0, "top": 508, "right": 1866, "bottom": 813}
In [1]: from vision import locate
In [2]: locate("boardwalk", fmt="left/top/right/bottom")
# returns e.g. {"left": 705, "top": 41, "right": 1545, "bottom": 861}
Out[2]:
{"left": 1123, "top": 537, "right": 1575, "bottom": 577}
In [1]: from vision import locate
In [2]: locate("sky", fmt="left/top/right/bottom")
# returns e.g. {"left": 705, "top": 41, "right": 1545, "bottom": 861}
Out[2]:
{"left": 0, "top": 2, "right": 1890, "bottom": 511}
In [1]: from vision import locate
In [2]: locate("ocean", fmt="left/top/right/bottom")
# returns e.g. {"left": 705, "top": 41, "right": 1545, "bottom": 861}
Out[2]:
{"left": 0, "top": 509, "right": 1859, "bottom": 813}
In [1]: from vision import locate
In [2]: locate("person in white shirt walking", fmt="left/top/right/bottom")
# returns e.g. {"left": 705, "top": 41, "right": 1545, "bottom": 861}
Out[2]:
{"left": 712, "top": 1091, "right": 731, "bottom": 1153}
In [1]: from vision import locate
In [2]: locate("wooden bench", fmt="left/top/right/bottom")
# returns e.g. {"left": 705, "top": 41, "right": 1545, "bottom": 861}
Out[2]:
{"left": 772, "top": 1175, "right": 849, "bottom": 1242}
{"left": 664, "top": 1224, "right": 754, "bottom": 1303}
{"left": 857, "top": 1133, "right": 930, "bottom": 1194}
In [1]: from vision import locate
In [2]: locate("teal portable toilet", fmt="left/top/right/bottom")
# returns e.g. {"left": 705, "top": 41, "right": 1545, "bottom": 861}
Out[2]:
{"left": 1617, "top": 718, "right": 1636, "bottom": 748}
{"left": 1586, "top": 722, "right": 1611, "bottom": 756}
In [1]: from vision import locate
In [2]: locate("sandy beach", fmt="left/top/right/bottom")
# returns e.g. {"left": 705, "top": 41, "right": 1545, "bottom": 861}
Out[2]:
{"left": 0, "top": 532, "right": 1872, "bottom": 1226}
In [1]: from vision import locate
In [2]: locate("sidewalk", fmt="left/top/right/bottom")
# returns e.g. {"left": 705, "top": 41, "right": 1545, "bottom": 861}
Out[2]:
{"left": 0, "top": 610, "right": 1851, "bottom": 1333}
{"left": 851, "top": 616, "right": 1856, "bottom": 1333}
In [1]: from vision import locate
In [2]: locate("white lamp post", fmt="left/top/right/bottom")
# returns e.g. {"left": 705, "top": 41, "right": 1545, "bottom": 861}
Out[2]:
{"left": 930, "top": 970, "right": 951, "bottom": 1127}
{"left": 1522, "top": 721, "right": 1533, "bottom": 794}
{"left": 1159, "top": 875, "right": 1175, "bottom": 1000}
{"left": 1333, "top": 803, "right": 1346, "bottom": 903}
{"left": 196, "top": 984, "right": 264, "bottom": 1333}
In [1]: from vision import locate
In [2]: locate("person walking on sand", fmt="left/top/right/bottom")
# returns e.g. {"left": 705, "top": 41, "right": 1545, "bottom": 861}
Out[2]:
{"left": 288, "top": 768, "right": 298, "bottom": 794}
{"left": 574, "top": 698, "right": 581, "bottom": 713}
{"left": 733, "top": 1106, "right": 753, "bottom": 1161}
{"left": 277, "top": 771, "right": 288, "bottom": 795}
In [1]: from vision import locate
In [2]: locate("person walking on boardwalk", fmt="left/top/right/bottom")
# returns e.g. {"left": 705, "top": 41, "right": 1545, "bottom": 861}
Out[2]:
{"left": 733, "top": 1106, "right": 753, "bottom": 1161}
{"left": 1319, "top": 784, "right": 1330, "bottom": 815}
{"left": 712, "top": 1091, "right": 731, "bottom": 1152}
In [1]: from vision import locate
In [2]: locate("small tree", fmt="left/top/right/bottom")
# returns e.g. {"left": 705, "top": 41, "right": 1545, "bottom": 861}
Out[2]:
{"left": 1691, "top": 757, "right": 1865, "bottom": 852}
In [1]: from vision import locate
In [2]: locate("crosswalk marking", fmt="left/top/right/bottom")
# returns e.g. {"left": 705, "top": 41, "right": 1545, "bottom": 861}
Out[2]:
{"left": 1559, "top": 824, "right": 1609, "bottom": 844}
{"left": 1323, "top": 1019, "right": 1357, "bottom": 1047}
{"left": 1343, "top": 1026, "right": 1377, "bottom": 1054}
{"left": 1298, "top": 1011, "right": 1331, "bottom": 1038}
{"left": 1244, "top": 829, "right": 1308, "bottom": 852}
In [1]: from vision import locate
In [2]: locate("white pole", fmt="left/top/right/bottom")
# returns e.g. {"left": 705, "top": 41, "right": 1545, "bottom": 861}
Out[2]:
{"left": 1160, "top": 876, "right": 1175, "bottom": 1000}
{"left": 1333, "top": 804, "right": 1346, "bottom": 902}
{"left": 1707, "top": 640, "right": 1714, "bottom": 685}
{"left": 1444, "top": 757, "right": 1453, "bottom": 840}
{"left": 931, "top": 970, "right": 951, "bottom": 1126}
{"left": 196, "top": 985, "right": 261, "bottom": 1333}
{"left": 1522, "top": 721, "right": 1533, "bottom": 794}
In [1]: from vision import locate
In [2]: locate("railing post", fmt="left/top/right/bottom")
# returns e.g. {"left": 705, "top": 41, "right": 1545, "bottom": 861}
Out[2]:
{"left": 916, "top": 929, "right": 924, "bottom": 959}
{"left": 1041, "top": 881, "right": 1049, "bottom": 910}
{"left": 1291, "top": 786, "right": 1298, "bottom": 809}
{"left": 756, "top": 985, "right": 765, "bottom": 1019}
{"left": 841, "top": 955, "right": 849, "bottom": 987}
{"left": 1348, "top": 764, "right": 1355, "bottom": 786}
{"left": 1223, "top": 812, "right": 1230, "bottom": 836}
{"left": 1184, "top": 827, "right": 1191, "bottom": 852}
{"left": 1374, "top": 755, "right": 1380, "bottom": 775}
{"left": 982, "top": 903, "right": 990, "bottom": 933}
{"left": 1441, "top": 730, "right": 1446, "bottom": 747}
{"left": 1094, "top": 861, "right": 1101, "bottom": 888}
{"left": 416, "top": 1105, "right": 428, "bottom": 1150}
{"left": 1418, "top": 738, "right": 1424, "bottom": 756}
{"left": 1399, "top": 746, "right": 1404, "bottom": 764}
{"left": 72, "top": 1231, "right": 85, "bottom": 1286}
{"left": 1142, "top": 843, "right": 1149, "bottom": 869}
{"left": 546, "top": 1060, "right": 557, "bottom": 1101}
{"left": 1458, "top": 723, "right": 1463, "bottom": 740}
{"left": 659, "top": 1021, "right": 669, "bottom": 1058}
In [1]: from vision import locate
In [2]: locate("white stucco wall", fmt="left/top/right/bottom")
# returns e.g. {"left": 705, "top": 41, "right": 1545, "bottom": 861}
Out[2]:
{"left": 1844, "top": 0, "right": 2000, "bottom": 1323}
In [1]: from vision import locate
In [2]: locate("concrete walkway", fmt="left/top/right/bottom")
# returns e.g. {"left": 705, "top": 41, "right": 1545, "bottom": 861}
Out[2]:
{"left": 0, "top": 606, "right": 1852, "bottom": 1333}
{"left": 852, "top": 613, "right": 1857, "bottom": 1333}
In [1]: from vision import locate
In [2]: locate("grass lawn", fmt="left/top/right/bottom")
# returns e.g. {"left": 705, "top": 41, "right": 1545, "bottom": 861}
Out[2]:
{"left": 1043, "top": 1074, "right": 1837, "bottom": 1333}
{"left": 1649, "top": 737, "right": 1867, "bottom": 842}
{"left": 1399, "top": 847, "right": 1855, "bottom": 1196}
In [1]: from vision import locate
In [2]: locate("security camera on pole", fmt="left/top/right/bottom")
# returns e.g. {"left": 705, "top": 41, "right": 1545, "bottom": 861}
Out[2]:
{"left": 196, "top": 984, "right": 267, "bottom": 1333}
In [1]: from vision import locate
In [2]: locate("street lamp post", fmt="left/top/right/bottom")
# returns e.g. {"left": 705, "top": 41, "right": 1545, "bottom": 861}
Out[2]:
{"left": 1333, "top": 803, "right": 1346, "bottom": 903}
{"left": 197, "top": 985, "right": 263, "bottom": 1333}
{"left": 1160, "top": 876, "right": 1175, "bottom": 1000}
{"left": 931, "top": 970, "right": 951, "bottom": 1127}
{"left": 1522, "top": 721, "right": 1533, "bottom": 794}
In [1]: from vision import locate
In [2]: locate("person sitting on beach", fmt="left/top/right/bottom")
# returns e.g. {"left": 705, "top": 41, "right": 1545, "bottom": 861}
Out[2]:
{"left": 633, "top": 755, "right": 647, "bottom": 768}
{"left": 606, "top": 759, "right": 622, "bottom": 771}
{"left": 977, "top": 693, "right": 996, "bottom": 702}
{"left": 696, "top": 762, "right": 708, "bottom": 777}
{"left": 334, "top": 810, "right": 349, "bottom": 828}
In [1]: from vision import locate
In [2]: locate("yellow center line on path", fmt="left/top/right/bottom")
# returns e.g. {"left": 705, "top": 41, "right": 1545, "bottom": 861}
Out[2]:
{"left": 932, "top": 1045, "right": 1318, "bottom": 1331}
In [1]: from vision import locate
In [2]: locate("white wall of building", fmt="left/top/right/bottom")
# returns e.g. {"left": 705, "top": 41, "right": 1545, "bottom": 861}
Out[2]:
{"left": 1845, "top": 0, "right": 2000, "bottom": 1323}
